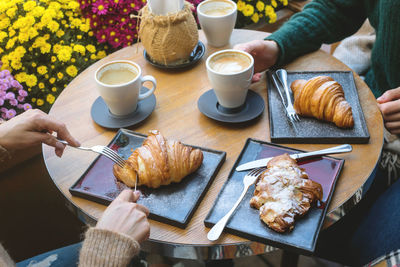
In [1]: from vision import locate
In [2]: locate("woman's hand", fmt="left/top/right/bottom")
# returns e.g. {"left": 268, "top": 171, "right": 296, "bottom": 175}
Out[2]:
{"left": 377, "top": 87, "right": 400, "bottom": 134}
{"left": 0, "top": 109, "right": 80, "bottom": 157}
{"left": 234, "top": 40, "right": 280, "bottom": 82}
{"left": 96, "top": 190, "right": 150, "bottom": 243}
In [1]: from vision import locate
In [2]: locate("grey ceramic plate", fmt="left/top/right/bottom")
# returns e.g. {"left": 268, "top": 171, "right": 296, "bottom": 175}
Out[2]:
{"left": 70, "top": 129, "right": 226, "bottom": 228}
{"left": 267, "top": 71, "right": 370, "bottom": 143}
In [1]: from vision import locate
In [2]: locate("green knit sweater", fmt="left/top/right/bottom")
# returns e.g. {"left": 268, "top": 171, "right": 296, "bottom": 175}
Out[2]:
{"left": 266, "top": 0, "right": 400, "bottom": 98}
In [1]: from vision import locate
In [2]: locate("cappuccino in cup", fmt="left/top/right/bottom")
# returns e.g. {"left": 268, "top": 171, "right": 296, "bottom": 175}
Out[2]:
{"left": 95, "top": 60, "right": 156, "bottom": 116}
{"left": 206, "top": 50, "right": 254, "bottom": 108}
{"left": 200, "top": 0, "right": 235, "bottom": 16}
{"left": 99, "top": 68, "right": 138, "bottom": 85}
{"left": 209, "top": 51, "right": 251, "bottom": 74}
{"left": 197, "top": 0, "right": 237, "bottom": 47}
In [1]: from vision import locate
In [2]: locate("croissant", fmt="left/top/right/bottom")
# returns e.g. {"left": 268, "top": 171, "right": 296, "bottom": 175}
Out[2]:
{"left": 113, "top": 130, "right": 203, "bottom": 188}
{"left": 290, "top": 76, "right": 354, "bottom": 128}
{"left": 250, "top": 154, "right": 323, "bottom": 233}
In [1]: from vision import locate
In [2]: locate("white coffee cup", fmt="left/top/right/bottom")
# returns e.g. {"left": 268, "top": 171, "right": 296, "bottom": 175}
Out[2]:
{"left": 95, "top": 60, "right": 156, "bottom": 116}
{"left": 197, "top": 0, "right": 237, "bottom": 47}
{"left": 206, "top": 49, "right": 254, "bottom": 108}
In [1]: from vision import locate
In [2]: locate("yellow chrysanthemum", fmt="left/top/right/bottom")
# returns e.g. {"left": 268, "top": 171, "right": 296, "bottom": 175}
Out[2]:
{"left": 57, "top": 72, "right": 64, "bottom": 79}
{"left": 38, "top": 82, "right": 45, "bottom": 89}
{"left": 268, "top": 12, "right": 277, "bottom": 23}
{"left": 57, "top": 46, "right": 72, "bottom": 62}
{"left": 51, "top": 87, "right": 57, "bottom": 92}
{"left": 23, "top": 1, "right": 37, "bottom": 12}
{"left": 237, "top": 0, "right": 245, "bottom": 11}
{"left": 0, "top": 31, "right": 7, "bottom": 42}
{"left": 49, "top": 77, "right": 56, "bottom": 84}
{"left": 6, "top": 7, "right": 17, "bottom": 18}
{"left": 97, "top": 50, "right": 107, "bottom": 59}
{"left": 265, "top": 5, "right": 275, "bottom": 16}
{"left": 15, "top": 72, "right": 28, "bottom": 83}
{"left": 86, "top": 44, "right": 96, "bottom": 53}
{"left": 37, "top": 66, "right": 48, "bottom": 75}
{"left": 47, "top": 20, "right": 60, "bottom": 32}
{"left": 26, "top": 75, "right": 38, "bottom": 87}
{"left": 46, "top": 94, "right": 55, "bottom": 104}
{"left": 0, "top": 17, "right": 11, "bottom": 30}
{"left": 31, "top": 6, "right": 45, "bottom": 17}
{"left": 73, "top": 44, "right": 85, "bottom": 55}
{"left": 37, "top": 99, "right": 44, "bottom": 106}
{"left": 251, "top": 13, "right": 260, "bottom": 23}
{"left": 256, "top": 1, "right": 265, "bottom": 12}
{"left": 243, "top": 4, "right": 254, "bottom": 17}
{"left": 271, "top": 0, "right": 277, "bottom": 8}
{"left": 66, "top": 65, "right": 78, "bottom": 77}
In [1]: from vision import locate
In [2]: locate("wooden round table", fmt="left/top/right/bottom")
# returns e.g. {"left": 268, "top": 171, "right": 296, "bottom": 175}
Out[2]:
{"left": 43, "top": 29, "right": 383, "bottom": 260}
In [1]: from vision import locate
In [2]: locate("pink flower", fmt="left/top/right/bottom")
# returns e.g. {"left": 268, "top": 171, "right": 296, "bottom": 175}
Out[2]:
{"left": 18, "top": 89, "right": 28, "bottom": 97}
{"left": 92, "top": 0, "right": 109, "bottom": 15}
{"left": 9, "top": 98, "right": 18, "bottom": 106}
{"left": 23, "top": 103, "right": 32, "bottom": 111}
{"left": 5, "top": 109, "right": 16, "bottom": 119}
{"left": 0, "top": 99, "right": 3, "bottom": 106}
{"left": 17, "top": 95, "right": 25, "bottom": 102}
{"left": 5, "top": 92, "right": 15, "bottom": 100}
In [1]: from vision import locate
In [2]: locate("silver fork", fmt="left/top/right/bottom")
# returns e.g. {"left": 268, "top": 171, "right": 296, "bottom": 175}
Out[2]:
{"left": 207, "top": 167, "right": 265, "bottom": 241}
{"left": 275, "top": 69, "right": 301, "bottom": 123}
{"left": 58, "top": 140, "right": 125, "bottom": 168}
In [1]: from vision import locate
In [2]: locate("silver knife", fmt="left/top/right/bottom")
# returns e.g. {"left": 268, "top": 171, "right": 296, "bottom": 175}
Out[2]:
{"left": 236, "top": 144, "right": 352, "bottom": 171}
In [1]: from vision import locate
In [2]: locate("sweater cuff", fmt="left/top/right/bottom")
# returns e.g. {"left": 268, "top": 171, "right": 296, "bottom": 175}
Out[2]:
{"left": 79, "top": 228, "right": 140, "bottom": 267}
{"left": 265, "top": 32, "right": 288, "bottom": 67}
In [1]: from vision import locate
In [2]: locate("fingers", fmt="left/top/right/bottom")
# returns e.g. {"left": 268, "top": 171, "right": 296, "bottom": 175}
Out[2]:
{"left": 36, "top": 115, "right": 80, "bottom": 147}
{"left": 116, "top": 189, "right": 135, "bottom": 202}
{"left": 377, "top": 99, "right": 400, "bottom": 116}
{"left": 134, "top": 203, "right": 150, "bottom": 217}
{"left": 377, "top": 87, "right": 400, "bottom": 103}
{"left": 385, "top": 121, "right": 400, "bottom": 133}
{"left": 252, "top": 73, "right": 262, "bottom": 83}
{"left": 233, "top": 40, "right": 263, "bottom": 54}
{"left": 383, "top": 112, "right": 400, "bottom": 122}
{"left": 31, "top": 132, "right": 66, "bottom": 157}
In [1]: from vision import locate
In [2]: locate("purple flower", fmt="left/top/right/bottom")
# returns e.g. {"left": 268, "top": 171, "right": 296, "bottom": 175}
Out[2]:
{"left": 0, "top": 84, "right": 6, "bottom": 91}
{"left": 23, "top": 103, "right": 32, "bottom": 110}
{"left": 5, "top": 92, "right": 15, "bottom": 100}
{"left": 1, "top": 113, "right": 7, "bottom": 120}
{"left": 18, "top": 89, "right": 28, "bottom": 97}
{"left": 0, "top": 107, "right": 6, "bottom": 113}
{"left": 9, "top": 98, "right": 18, "bottom": 106}
{"left": 5, "top": 109, "right": 16, "bottom": 119}
{"left": 17, "top": 95, "right": 25, "bottom": 102}
{"left": 2, "top": 70, "right": 10, "bottom": 77}
{"left": 0, "top": 99, "right": 3, "bottom": 106}
{"left": 11, "top": 80, "right": 20, "bottom": 88}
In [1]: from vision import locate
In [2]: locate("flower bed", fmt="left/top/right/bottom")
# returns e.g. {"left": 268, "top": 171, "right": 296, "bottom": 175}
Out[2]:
{"left": 0, "top": 0, "right": 110, "bottom": 115}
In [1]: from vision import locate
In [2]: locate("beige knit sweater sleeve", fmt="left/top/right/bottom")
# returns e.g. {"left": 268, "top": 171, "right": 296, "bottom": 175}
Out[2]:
{"left": 79, "top": 228, "right": 141, "bottom": 267}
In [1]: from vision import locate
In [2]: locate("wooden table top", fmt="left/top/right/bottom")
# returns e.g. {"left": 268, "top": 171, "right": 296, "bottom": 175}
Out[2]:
{"left": 43, "top": 29, "right": 383, "bottom": 248}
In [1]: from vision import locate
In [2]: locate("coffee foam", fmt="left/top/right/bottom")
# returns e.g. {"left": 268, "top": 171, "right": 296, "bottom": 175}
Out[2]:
{"left": 200, "top": 0, "right": 235, "bottom": 16}
{"left": 210, "top": 52, "right": 251, "bottom": 74}
{"left": 97, "top": 62, "right": 138, "bottom": 85}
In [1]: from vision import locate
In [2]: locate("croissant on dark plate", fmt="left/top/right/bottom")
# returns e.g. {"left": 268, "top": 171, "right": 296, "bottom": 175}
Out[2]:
{"left": 291, "top": 76, "right": 354, "bottom": 128}
{"left": 250, "top": 154, "right": 323, "bottom": 233}
{"left": 113, "top": 130, "right": 203, "bottom": 188}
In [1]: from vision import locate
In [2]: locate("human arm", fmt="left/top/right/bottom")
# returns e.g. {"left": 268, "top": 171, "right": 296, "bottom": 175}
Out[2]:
{"left": 267, "top": 0, "right": 367, "bottom": 66}
{"left": 0, "top": 109, "right": 80, "bottom": 158}
{"left": 79, "top": 190, "right": 150, "bottom": 266}
{"left": 377, "top": 88, "right": 400, "bottom": 134}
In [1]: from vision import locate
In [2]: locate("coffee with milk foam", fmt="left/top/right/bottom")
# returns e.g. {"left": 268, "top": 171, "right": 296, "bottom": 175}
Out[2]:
{"left": 201, "top": 0, "right": 235, "bottom": 16}
{"left": 210, "top": 52, "right": 251, "bottom": 74}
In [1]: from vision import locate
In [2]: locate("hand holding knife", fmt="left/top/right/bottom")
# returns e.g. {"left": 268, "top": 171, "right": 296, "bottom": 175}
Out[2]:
{"left": 236, "top": 144, "right": 352, "bottom": 171}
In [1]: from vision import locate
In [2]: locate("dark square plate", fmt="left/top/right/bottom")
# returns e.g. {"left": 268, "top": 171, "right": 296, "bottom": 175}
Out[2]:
{"left": 70, "top": 129, "right": 226, "bottom": 229}
{"left": 267, "top": 71, "right": 370, "bottom": 144}
{"left": 204, "top": 139, "right": 344, "bottom": 254}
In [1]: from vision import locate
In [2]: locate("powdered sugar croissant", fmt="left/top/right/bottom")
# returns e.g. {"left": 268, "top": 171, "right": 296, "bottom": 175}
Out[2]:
{"left": 113, "top": 130, "right": 203, "bottom": 188}
{"left": 291, "top": 76, "right": 354, "bottom": 128}
{"left": 250, "top": 154, "right": 322, "bottom": 233}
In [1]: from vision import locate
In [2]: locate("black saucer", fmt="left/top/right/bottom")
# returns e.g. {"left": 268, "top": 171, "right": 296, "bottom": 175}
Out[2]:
{"left": 143, "top": 41, "right": 205, "bottom": 69}
{"left": 197, "top": 89, "right": 265, "bottom": 123}
{"left": 91, "top": 87, "right": 156, "bottom": 129}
